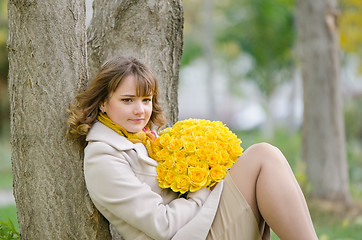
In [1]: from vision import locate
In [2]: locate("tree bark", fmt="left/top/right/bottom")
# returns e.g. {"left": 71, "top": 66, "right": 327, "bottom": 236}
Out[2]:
{"left": 8, "top": 0, "right": 111, "bottom": 238}
{"left": 87, "top": 0, "right": 183, "bottom": 126}
{"left": 296, "top": 0, "right": 351, "bottom": 204}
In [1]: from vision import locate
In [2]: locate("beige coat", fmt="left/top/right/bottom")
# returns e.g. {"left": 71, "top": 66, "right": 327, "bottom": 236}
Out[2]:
{"left": 84, "top": 122, "right": 223, "bottom": 240}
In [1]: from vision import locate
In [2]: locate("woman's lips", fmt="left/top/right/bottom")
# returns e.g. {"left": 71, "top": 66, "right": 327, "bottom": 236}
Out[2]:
{"left": 130, "top": 118, "right": 144, "bottom": 123}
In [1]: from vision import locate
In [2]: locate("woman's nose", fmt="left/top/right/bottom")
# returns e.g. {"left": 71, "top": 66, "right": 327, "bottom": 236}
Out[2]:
{"left": 133, "top": 101, "right": 145, "bottom": 115}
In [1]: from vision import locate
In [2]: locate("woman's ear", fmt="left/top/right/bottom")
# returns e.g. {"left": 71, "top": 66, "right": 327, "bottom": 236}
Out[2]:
{"left": 99, "top": 102, "right": 106, "bottom": 113}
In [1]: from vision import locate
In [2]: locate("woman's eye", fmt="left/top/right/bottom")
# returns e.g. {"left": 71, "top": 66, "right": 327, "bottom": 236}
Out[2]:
{"left": 143, "top": 98, "right": 152, "bottom": 103}
{"left": 121, "top": 98, "right": 132, "bottom": 103}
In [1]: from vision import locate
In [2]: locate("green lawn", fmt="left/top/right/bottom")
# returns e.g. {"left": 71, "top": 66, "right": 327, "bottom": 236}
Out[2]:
{"left": 309, "top": 200, "right": 362, "bottom": 240}
{"left": 0, "top": 136, "right": 12, "bottom": 190}
{"left": 0, "top": 205, "right": 18, "bottom": 230}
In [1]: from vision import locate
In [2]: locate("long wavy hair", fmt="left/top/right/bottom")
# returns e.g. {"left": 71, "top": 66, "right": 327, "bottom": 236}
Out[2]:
{"left": 67, "top": 56, "right": 166, "bottom": 147}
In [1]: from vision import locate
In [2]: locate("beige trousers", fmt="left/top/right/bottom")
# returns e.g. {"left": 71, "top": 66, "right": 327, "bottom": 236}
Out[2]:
{"left": 206, "top": 173, "right": 270, "bottom": 240}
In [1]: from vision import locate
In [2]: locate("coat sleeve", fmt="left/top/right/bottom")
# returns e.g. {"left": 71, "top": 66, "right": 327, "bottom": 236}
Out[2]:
{"left": 84, "top": 141, "right": 211, "bottom": 240}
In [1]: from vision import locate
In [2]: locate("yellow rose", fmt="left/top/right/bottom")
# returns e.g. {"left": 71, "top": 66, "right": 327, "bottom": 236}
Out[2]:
{"left": 207, "top": 152, "right": 221, "bottom": 167}
{"left": 205, "top": 141, "right": 217, "bottom": 152}
{"left": 167, "top": 138, "right": 183, "bottom": 152}
{"left": 182, "top": 127, "right": 194, "bottom": 136}
{"left": 186, "top": 154, "right": 199, "bottom": 167}
{"left": 169, "top": 128, "right": 181, "bottom": 137}
{"left": 188, "top": 167, "right": 208, "bottom": 188}
{"left": 174, "top": 160, "right": 188, "bottom": 174}
{"left": 205, "top": 130, "right": 216, "bottom": 141}
{"left": 229, "top": 143, "right": 243, "bottom": 157}
{"left": 181, "top": 135, "right": 193, "bottom": 142}
{"left": 196, "top": 148, "right": 208, "bottom": 160}
{"left": 190, "top": 185, "right": 203, "bottom": 192}
{"left": 217, "top": 141, "right": 228, "bottom": 150}
{"left": 195, "top": 136, "right": 207, "bottom": 147}
{"left": 156, "top": 148, "right": 171, "bottom": 161}
{"left": 156, "top": 164, "right": 167, "bottom": 180}
{"left": 152, "top": 137, "right": 161, "bottom": 148}
{"left": 212, "top": 121, "right": 223, "bottom": 127}
{"left": 159, "top": 127, "right": 172, "bottom": 135}
{"left": 184, "top": 141, "right": 196, "bottom": 153}
{"left": 193, "top": 130, "right": 204, "bottom": 137}
{"left": 173, "top": 121, "right": 183, "bottom": 128}
{"left": 209, "top": 165, "right": 227, "bottom": 182}
{"left": 224, "top": 158, "right": 234, "bottom": 168}
{"left": 163, "top": 170, "right": 177, "bottom": 188}
{"left": 218, "top": 131, "right": 231, "bottom": 142}
{"left": 196, "top": 160, "right": 209, "bottom": 170}
{"left": 171, "top": 174, "right": 190, "bottom": 194}
{"left": 173, "top": 150, "right": 186, "bottom": 161}
{"left": 220, "top": 150, "right": 229, "bottom": 164}
{"left": 159, "top": 134, "right": 171, "bottom": 147}
{"left": 163, "top": 158, "right": 175, "bottom": 169}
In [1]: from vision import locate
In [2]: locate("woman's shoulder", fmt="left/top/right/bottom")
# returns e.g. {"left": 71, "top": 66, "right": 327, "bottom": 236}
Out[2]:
{"left": 86, "top": 122, "right": 134, "bottom": 151}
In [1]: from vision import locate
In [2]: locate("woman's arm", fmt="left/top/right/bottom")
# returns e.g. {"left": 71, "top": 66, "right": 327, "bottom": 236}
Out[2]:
{"left": 84, "top": 141, "right": 211, "bottom": 240}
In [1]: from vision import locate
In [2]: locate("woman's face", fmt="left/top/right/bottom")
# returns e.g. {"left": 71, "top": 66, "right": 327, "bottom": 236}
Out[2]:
{"left": 100, "top": 75, "right": 153, "bottom": 133}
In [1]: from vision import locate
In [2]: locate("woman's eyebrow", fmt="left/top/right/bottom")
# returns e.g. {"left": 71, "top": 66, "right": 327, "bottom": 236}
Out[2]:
{"left": 119, "top": 94, "right": 136, "bottom": 97}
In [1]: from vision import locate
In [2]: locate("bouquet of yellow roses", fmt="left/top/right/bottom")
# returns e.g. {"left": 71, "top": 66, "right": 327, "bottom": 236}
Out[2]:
{"left": 151, "top": 119, "right": 243, "bottom": 194}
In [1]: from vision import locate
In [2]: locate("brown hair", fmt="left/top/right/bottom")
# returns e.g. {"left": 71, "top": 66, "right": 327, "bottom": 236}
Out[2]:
{"left": 67, "top": 56, "right": 166, "bottom": 146}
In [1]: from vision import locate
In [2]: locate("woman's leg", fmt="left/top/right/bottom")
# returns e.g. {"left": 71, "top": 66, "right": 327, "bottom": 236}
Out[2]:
{"left": 229, "top": 143, "right": 318, "bottom": 240}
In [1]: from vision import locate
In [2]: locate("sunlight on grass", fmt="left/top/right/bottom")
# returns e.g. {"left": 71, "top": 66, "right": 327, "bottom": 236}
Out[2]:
{"left": 309, "top": 200, "right": 362, "bottom": 240}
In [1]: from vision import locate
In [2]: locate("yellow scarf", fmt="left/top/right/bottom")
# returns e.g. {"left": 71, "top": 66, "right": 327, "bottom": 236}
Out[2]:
{"left": 97, "top": 112, "right": 156, "bottom": 157}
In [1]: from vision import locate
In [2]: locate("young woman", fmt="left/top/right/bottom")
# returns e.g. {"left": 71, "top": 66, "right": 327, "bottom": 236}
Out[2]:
{"left": 68, "top": 56, "right": 318, "bottom": 240}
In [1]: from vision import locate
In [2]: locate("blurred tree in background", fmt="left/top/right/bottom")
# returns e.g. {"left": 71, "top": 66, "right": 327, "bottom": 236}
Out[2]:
{"left": 297, "top": 0, "right": 351, "bottom": 203}
{"left": 0, "top": 0, "right": 9, "bottom": 135}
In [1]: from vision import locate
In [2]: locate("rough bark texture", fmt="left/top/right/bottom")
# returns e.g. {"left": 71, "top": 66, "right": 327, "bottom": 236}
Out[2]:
{"left": 87, "top": 0, "right": 183, "bottom": 126}
{"left": 296, "top": 0, "right": 351, "bottom": 203}
{"left": 8, "top": 0, "right": 111, "bottom": 238}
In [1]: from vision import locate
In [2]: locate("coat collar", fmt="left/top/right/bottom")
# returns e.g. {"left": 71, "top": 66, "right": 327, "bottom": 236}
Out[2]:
{"left": 86, "top": 121, "right": 135, "bottom": 151}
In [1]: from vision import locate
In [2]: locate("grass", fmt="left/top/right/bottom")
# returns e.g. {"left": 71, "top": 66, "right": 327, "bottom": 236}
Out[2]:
{"left": 0, "top": 136, "right": 12, "bottom": 190}
{"left": 0, "top": 205, "right": 18, "bottom": 231}
{"left": 0, "top": 135, "right": 18, "bottom": 233}
{"left": 270, "top": 201, "right": 362, "bottom": 239}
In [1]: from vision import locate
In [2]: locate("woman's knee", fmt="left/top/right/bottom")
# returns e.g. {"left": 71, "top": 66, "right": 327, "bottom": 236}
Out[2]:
{"left": 242, "top": 142, "right": 287, "bottom": 167}
{"left": 247, "top": 142, "right": 277, "bottom": 154}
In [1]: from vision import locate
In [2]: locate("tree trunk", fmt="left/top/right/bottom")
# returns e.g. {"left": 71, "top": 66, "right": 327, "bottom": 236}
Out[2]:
{"left": 8, "top": 0, "right": 111, "bottom": 238}
{"left": 87, "top": 0, "right": 184, "bottom": 126}
{"left": 296, "top": 0, "right": 351, "bottom": 204}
